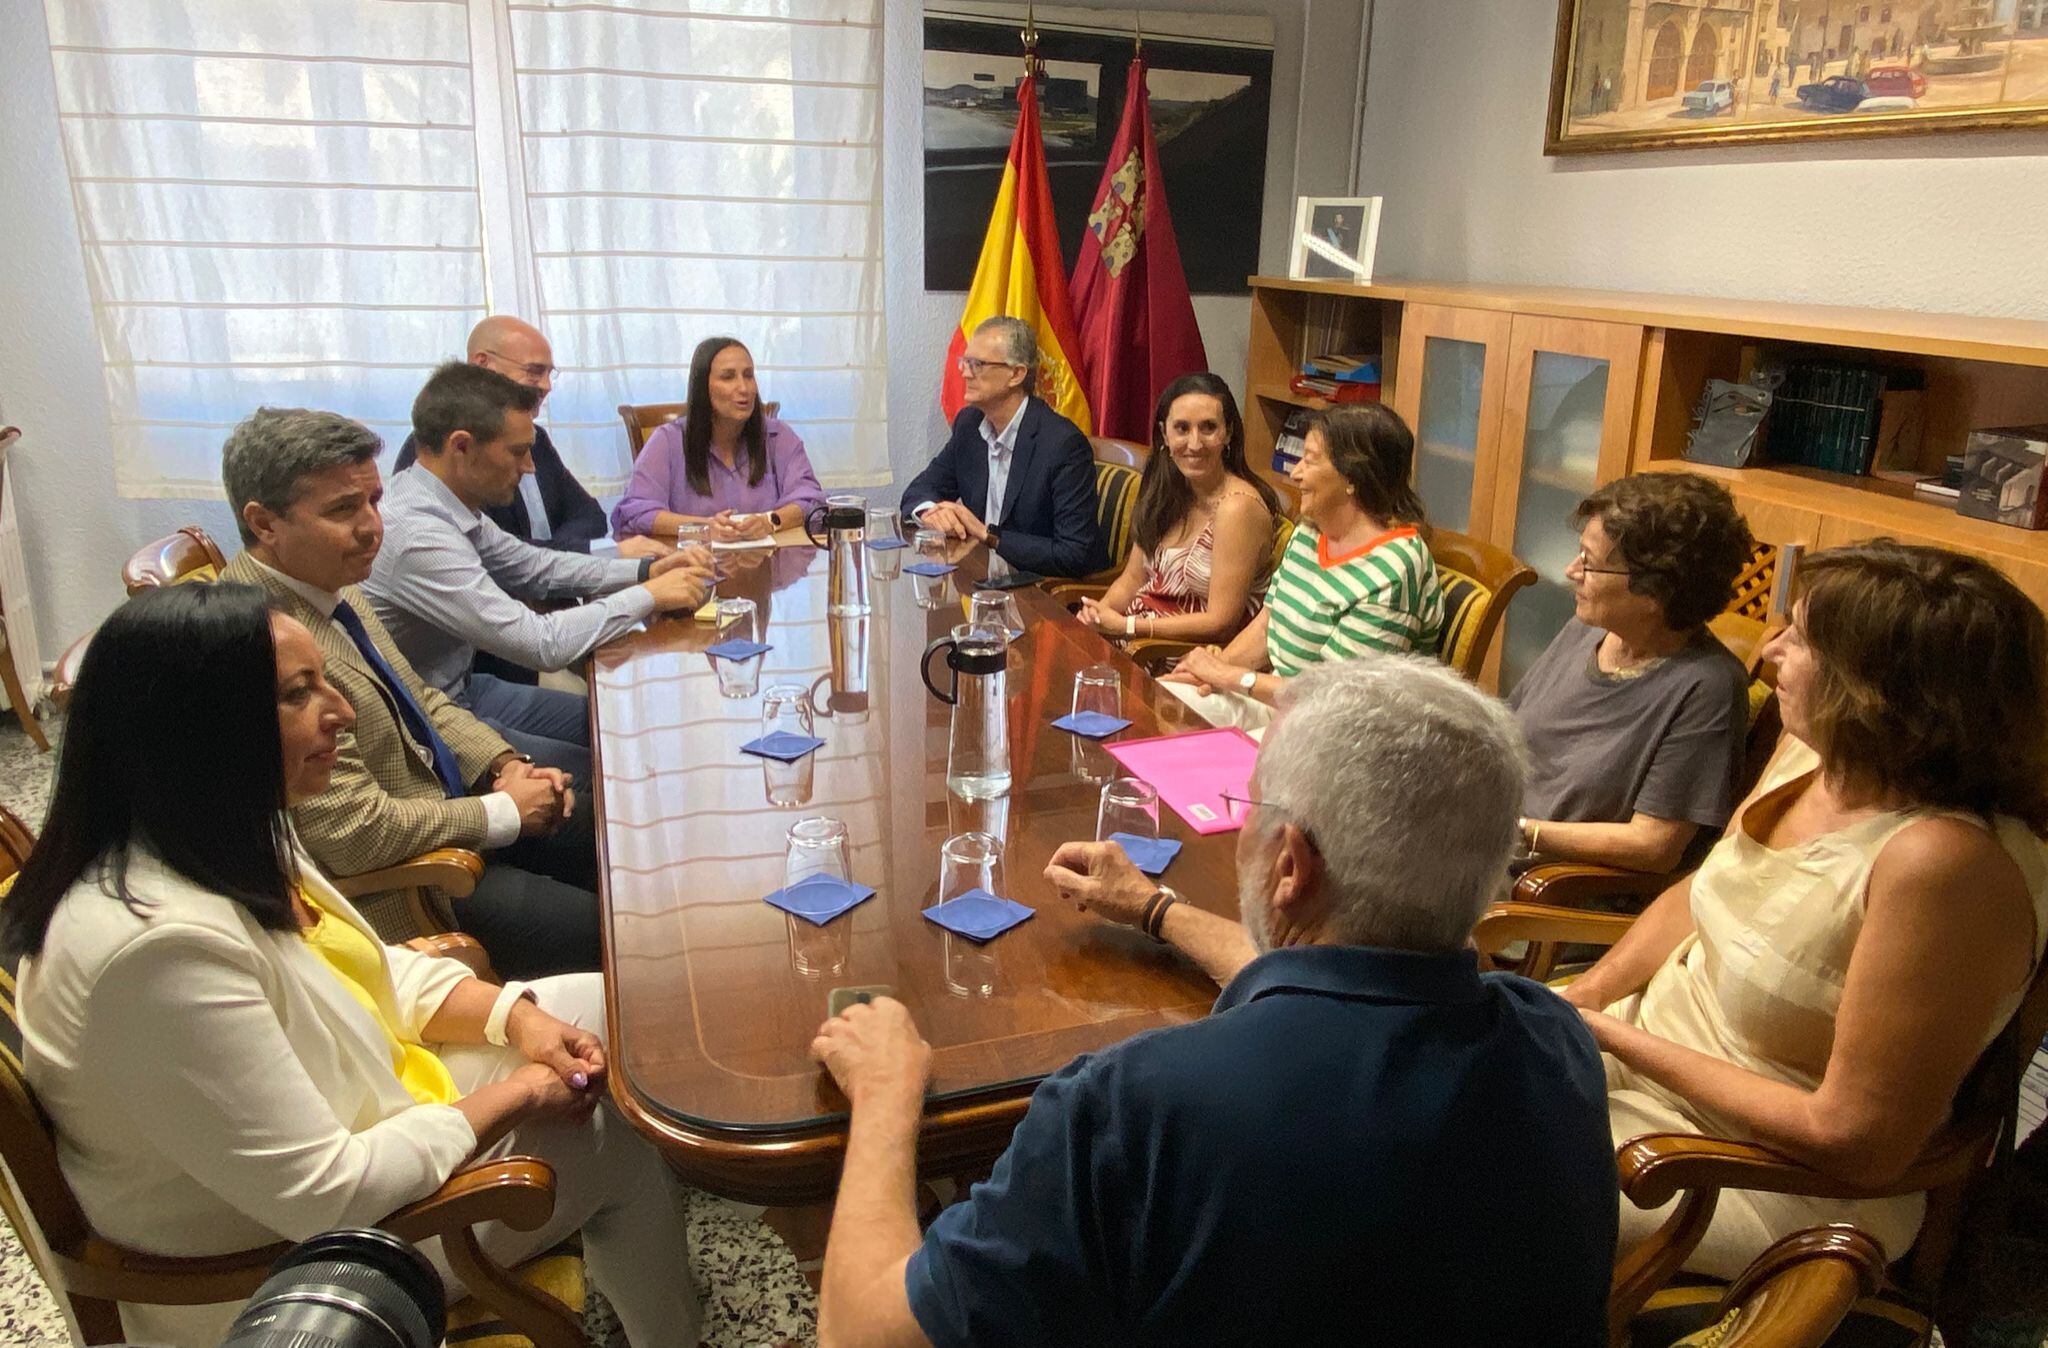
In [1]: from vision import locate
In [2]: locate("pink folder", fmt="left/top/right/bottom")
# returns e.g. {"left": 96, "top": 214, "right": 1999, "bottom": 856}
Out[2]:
{"left": 1104, "top": 727, "right": 1260, "bottom": 835}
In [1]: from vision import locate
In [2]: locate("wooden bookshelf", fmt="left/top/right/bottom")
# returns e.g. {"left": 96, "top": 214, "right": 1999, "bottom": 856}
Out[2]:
{"left": 1244, "top": 274, "right": 2048, "bottom": 612}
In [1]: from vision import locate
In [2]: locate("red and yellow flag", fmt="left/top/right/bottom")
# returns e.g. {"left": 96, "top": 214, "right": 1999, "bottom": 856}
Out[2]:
{"left": 940, "top": 73, "right": 1092, "bottom": 433}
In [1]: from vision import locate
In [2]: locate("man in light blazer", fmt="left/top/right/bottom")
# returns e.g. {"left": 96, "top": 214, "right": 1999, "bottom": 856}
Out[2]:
{"left": 221, "top": 407, "right": 601, "bottom": 976}
{"left": 900, "top": 315, "right": 1104, "bottom": 579}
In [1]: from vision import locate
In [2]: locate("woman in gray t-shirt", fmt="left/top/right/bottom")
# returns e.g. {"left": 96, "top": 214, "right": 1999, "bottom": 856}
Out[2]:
{"left": 1507, "top": 473, "right": 1756, "bottom": 873}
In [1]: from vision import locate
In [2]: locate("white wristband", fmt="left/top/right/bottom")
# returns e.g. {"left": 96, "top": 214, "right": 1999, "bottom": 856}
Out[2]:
{"left": 1125, "top": 613, "right": 1136, "bottom": 636}
{"left": 485, "top": 981, "right": 537, "bottom": 1047}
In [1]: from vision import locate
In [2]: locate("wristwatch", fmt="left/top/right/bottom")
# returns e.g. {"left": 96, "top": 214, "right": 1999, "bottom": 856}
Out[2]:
{"left": 1237, "top": 670, "right": 1259, "bottom": 693}
{"left": 984, "top": 524, "right": 1002, "bottom": 551}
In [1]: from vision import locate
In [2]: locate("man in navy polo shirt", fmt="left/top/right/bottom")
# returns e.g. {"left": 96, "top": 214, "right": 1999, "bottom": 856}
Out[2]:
{"left": 809, "top": 655, "right": 1617, "bottom": 1348}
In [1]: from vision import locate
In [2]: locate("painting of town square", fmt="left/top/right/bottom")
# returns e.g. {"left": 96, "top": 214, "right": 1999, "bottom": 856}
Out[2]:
{"left": 1549, "top": 0, "right": 2048, "bottom": 152}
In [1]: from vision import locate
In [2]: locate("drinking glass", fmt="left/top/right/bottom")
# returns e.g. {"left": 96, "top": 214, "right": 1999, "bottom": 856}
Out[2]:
{"left": 1070, "top": 736, "right": 1116, "bottom": 786}
{"left": 865, "top": 504, "right": 902, "bottom": 545}
{"left": 673, "top": 520, "right": 710, "bottom": 548}
{"left": 914, "top": 527, "right": 948, "bottom": 558}
{"left": 867, "top": 540, "right": 904, "bottom": 582}
{"left": 1096, "top": 777, "right": 1160, "bottom": 841}
{"left": 716, "top": 596, "right": 758, "bottom": 643}
{"left": 939, "top": 830, "right": 1005, "bottom": 903}
{"left": 785, "top": 815, "right": 851, "bottom": 885}
{"left": 1071, "top": 664, "right": 1121, "bottom": 721}
{"left": 969, "top": 590, "right": 1026, "bottom": 642}
{"left": 912, "top": 568, "right": 953, "bottom": 610}
{"left": 715, "top": 654, "right": 763, "bottom": 700}
{"left": 761, "top": 682, "right": 815, "bottom": 740}
{"left": 783, "top": 816, "right": 852, "bottom": 976}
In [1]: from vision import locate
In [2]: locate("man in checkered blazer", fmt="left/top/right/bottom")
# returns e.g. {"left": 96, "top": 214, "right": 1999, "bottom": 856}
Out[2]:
{"left": 221, "top": 407, "right": 601, "bottom": 978}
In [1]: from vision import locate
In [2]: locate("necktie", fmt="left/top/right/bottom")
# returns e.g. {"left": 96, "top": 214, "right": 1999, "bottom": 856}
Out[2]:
{"left": 330, "top": 600, "right": 467, "bottom": 798}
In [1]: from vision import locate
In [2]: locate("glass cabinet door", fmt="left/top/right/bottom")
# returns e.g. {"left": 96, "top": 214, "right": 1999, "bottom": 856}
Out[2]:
{"left": 1392, "top": 305, "right": 1510, "bottom": 538}
{"left": 1491, "top": 317, "right": 1644, "bottom": 692}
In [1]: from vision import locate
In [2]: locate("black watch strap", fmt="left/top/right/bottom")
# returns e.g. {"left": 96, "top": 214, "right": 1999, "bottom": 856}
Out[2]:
{"left": 637, "top": 556, "right": 655, "bottom": 583}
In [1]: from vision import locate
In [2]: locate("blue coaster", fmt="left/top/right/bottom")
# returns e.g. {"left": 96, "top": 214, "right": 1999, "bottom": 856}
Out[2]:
{"left": 1108, "top": 833, "right": 1182, "bottom": 876}
{"left": 764, "top": 874, "right": 875, "bottom": 926}
{"left": 865, "top": 536, "right": 908, "bottom": 550}
{"left": 739, "top": 731, "right": 825, "bottom": 762}
{"left": 1052, "top": 710, "right": 1132, "bottom": 739}
{"left": 904, "top": 561, "right": 956, "bottom": 577}
{"left": 923, "top": 887, "right": 1034, "bottom": 943}
{"left": 705, "top": 638, "right": 772, "bottom": 660}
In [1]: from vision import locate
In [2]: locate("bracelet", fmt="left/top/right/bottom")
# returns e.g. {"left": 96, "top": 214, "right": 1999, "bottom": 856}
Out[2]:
{"left": 1125, "top": 613, "right": 1136, "bottom": 636}
{"left": 1521, "top": 817, "right": 1542, "bottom": 856}
{"left": 484, "top": 981, "right": 537, "bottom": 1047}
{"left": 1141, "top": 886, "right": 1182, "bottom": 942}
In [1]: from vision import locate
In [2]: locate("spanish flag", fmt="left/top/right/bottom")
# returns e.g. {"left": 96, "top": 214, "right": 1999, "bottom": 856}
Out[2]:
{"left": 940, "top": 73, "right": 1092, "bottom": 433}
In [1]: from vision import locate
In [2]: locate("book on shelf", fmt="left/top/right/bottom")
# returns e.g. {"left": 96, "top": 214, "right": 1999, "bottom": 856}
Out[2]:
{"left": 1289, "top": 374, "right": 1381, "bottom": 404}
{"left": 1272, "top": 408, "right": 1312, "bottom": 474}
{"left": 1301, "top": 353, "right": 1382, "bottom": 383}
{"left": 1759, "top": 357, "right": 1924, "bottom": 479}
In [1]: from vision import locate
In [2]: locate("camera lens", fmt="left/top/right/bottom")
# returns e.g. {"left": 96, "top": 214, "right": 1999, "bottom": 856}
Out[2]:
{"left": 219, "top": 1228, "right": 445, "bottom": 1348}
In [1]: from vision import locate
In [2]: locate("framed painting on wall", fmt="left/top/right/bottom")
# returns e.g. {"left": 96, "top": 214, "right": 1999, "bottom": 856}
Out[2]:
{"left": 1547, "top": 0, "right": 2048, "bottom": 154}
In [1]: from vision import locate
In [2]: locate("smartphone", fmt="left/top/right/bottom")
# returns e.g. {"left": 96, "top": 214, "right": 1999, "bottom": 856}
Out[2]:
{"left": 828, "top": 985, "right": 895, "bottom": 1016}
{"left": 975, "top": 570, "right": 1043, "bottom": 591}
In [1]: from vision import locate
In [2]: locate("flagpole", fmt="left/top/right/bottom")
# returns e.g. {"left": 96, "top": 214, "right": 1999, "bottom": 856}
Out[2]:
{"left": 1021, "top": 0, "right": 1042, "bottom": 79}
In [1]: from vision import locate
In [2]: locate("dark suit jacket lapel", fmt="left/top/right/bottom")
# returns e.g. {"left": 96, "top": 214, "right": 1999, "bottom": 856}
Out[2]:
{"left": 997, "top": 399, "right": 1039, "bottom": 526}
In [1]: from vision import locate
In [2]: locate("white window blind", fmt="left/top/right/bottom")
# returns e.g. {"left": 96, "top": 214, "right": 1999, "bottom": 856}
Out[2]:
{"left": 504, "top": 0, "right": 889, "bottom": 493}
{"left": 43, "top": 0, "right": 889, "bottom": 500}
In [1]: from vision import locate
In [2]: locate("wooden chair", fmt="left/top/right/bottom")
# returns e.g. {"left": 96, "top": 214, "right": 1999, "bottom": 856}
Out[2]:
{"left": 1502, "top": 547, "right": 1790, "bottom": 958}
{"left": 331, "top": 848, "right": 490, "bottom": 963}
{"left": 0, "top": 606, "right": 47, "bottom": 753}
{"left": 1114, "top": 512, "right": 1300, "bottom": 674}
{"left": 44, "top": 633, "right": 90, "bottom": 713}
{"left": 1471, "top": 895, "right": 2048, "bottom": 1348}
{"left": 1428, "top": 527, "right": 1537, "bottom": 683}
{"left": 1626, "top": 1225, "right": 1888, "bottom": 1347}
{"left": 120, "top": 527, "right": 227, "bottom": 595}
{"left": 617, "top": 400, "right": 780, "bottom": 460}
{"left": 1085, "top": 435, "right": 1148, "bottom": 471}
{"left": 0, "top": 806, "right": 583, "bottom": 1346}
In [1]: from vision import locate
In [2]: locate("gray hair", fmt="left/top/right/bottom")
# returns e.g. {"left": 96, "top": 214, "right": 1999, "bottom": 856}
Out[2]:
{"left": 1256, "top": 655, "right": 1529, "bottom": 954}
{"left": 974, "top": 315, "right": 1038, "bottom": 395}
{"left": 222, "top": 408, "right": 383, "bottom": 545}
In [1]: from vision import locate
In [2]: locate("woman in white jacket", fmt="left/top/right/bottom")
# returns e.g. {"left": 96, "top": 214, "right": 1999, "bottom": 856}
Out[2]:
{"left": 5, "top": 583, "right": 703, "bottom": 1348}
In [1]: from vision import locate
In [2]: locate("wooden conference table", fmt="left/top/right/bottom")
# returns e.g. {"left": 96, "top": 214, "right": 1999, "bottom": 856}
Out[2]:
{"left": 589, "top": 533, "right": 1245, "bottom": 1203}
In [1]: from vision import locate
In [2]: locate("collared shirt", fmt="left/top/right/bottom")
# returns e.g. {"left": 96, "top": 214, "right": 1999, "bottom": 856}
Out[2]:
{"left": 365, "top": 465, "right": 653, "bottom": 694}
{"left": 904, "top": 944, "right": 1617, "bottom": 1347}
{"left": 518, "top": 475, "right": 551, "bottom": 542}
{"left": 911, "top": 396, "right": 1032, "bottom": 527}
{"left": 610, "top": 416, "right": 826, "bottom": 539}
{"left": 977, "top": 395, "right": 1028, "bottom": 526}
{"left": 245, "top": 553, "right": 522, "bottom": 848}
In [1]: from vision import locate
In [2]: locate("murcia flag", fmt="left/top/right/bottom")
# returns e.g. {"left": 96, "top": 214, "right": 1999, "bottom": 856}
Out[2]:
{"left": 940, "top": 72, "right": 1092, "bottom": 433}
{"left": 1069, "top": 55, "right": 1207, "bottom": 443}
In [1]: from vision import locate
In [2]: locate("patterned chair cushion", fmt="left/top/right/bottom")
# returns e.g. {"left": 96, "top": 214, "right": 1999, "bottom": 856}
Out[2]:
{"left": 1094, "top": 462, "right": 1141, "bottom": 573}
{"left": 1436, "top": 567, "right": 1490, "bottom": 674}
{"left": 444, "top": 1245, "right": 589, "bottom": 1347}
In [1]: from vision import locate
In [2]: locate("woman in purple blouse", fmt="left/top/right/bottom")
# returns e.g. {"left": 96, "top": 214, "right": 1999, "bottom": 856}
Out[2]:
{"left": 611, "top": 337, "right": 826, "bottom": 544}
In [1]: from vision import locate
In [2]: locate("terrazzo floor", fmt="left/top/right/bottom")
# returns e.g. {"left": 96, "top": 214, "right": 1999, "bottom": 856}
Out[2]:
{"left": 0, "top": 715, "right": 820, "bottom": 1347}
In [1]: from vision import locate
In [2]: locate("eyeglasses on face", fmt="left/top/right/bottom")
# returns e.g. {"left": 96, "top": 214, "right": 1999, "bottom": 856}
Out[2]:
{"left": 956, "top": 355, "right": 1020, "bottom": 377}
{"left": 1570, "top": 547, "right": 1632, "bottom": 577}
{"left": 482, "top": 350, "right": 559, "bottom": 383}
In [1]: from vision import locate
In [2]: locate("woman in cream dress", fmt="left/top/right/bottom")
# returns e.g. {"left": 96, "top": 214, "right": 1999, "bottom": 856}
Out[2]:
{"left": 1563, "top": 540, "right": 2048, "bottom": 1276}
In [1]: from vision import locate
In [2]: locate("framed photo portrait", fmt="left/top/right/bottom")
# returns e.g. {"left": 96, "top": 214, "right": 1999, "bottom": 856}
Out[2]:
{"left": 1288, "top": 196, "right": 1382, "bottom": 284}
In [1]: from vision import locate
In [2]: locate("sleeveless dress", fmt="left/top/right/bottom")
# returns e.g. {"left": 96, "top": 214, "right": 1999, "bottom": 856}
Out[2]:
{"left": 1606, "top": 737, "right": 2048, "bottom": 1277}
{"left": 1126, "top": 518, "right": 1268, "bottom": 625}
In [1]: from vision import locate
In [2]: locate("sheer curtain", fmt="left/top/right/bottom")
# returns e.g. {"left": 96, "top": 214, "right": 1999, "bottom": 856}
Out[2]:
{"left": 504, "top": 0, "right": 889, "bottom": 494}
{"left": 45, "top": 0, "right": 486, "bottom": 498}
{"left": 44, "top": 0, "right": 889, "bottom": 501}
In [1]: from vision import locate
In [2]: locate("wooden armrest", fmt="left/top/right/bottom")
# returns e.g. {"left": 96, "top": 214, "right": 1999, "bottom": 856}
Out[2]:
{"left": 405, "top": 932, "right": 496, "bottom": 981}
{"left": 1126, "top": 636, "right": 1201, "bottom": 677}
{"left": 1618, "top": 1126, "right": 1991, "bottom": 1211}
{"left": 381, "top": 1158, "right": 558, "bottom": 1245}
{"left": 1711, "top": 1224, "right": 1886, "bottom": 1347}
{"left": 58, "top": 1158, "right": 558, "bottom": 1308}
{"left": 333, "top": 848, "right": 485, "bottom": 901}
{"left": 1510, "top": 860, "right": 1680, "bottom": 909}
{"left": 1046, "top": 581, "right": 1112, "bottom": 603}
{"left": 1471, "top": 901, "right": 1639, "bottom": 958}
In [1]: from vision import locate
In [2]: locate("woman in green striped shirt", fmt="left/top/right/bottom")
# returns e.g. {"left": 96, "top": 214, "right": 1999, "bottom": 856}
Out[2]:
{"left": 1161, "top": 404, "right": 1444, "bottom": 737}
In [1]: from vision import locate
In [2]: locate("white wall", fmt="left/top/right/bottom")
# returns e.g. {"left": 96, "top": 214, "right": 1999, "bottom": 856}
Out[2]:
{"left": 884, "top": 0, "right": 1374, "bottom": 487}
{"left": 1354, "top": 0, "right": 2048, "bottom": 318}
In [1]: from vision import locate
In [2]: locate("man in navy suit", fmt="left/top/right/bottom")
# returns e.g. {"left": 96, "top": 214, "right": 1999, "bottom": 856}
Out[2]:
{"left": 901, "top": 316, "right": 1103, "bottom": 579}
